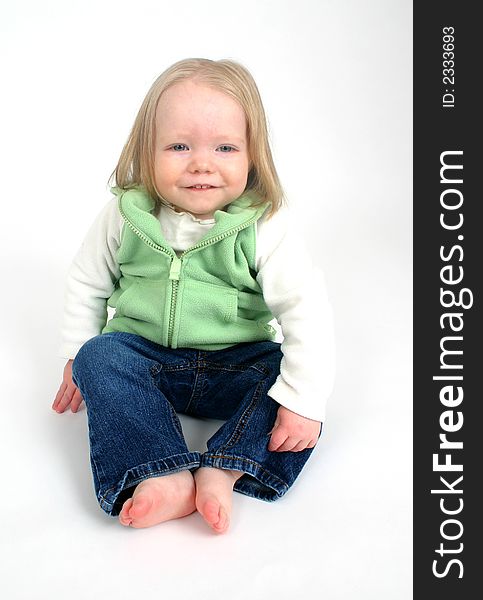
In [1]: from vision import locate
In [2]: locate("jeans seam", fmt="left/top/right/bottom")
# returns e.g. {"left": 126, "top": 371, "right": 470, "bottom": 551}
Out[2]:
{"left": 156, "top": 364, "right": 192, "bottom": 372}
{"left": 86, "top": 422, "right": 108, "bottom": 489}
{"left": 198, "top": 361, "right": 269, "bottom": 375}
{"left": 202, "top": 362, "right": 249, "bottom": 372}
{"left": 167, "top": 401, "right": 184, "bottom": 438}
{"left": 185, "top": 356, "right": 205, "bottom": 413}
{"left": 217, "top": 377, "right": 267, "bottom": 450}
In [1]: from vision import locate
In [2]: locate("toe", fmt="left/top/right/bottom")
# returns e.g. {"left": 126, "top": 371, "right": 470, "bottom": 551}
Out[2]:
{"left": 129, "top": 494, "right": 153, "bottom": 520}
{"left": 213, "top": 506, "right": 229, "bottom": 533}
{"left": 201, "top": 499, "right": 220, "bottom": 526}
{"left": 119, "top": 498, "right": 134, "bottom": 526}
{"left": 199, "top": 498, "right": 229, "bottom": 533}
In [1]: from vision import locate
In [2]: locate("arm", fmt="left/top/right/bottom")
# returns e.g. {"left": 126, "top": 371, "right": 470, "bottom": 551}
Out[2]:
{"left": 255, "top": 208, "right": 336, "bottom": 451}
{"left": 52, "top": 196, "right": 123, "bottom": 413}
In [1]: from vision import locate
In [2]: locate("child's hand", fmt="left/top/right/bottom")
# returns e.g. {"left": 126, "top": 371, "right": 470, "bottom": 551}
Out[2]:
{"left": 268, "top": 405, "right": 321, "bottom": 452}
{"left": 52, "top": 359, "right": 84, "bottom": 414}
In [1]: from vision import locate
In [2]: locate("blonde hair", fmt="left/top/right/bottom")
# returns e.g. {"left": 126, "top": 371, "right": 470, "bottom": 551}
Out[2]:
{"left": 108, "top": 58, "right": 286, "bottom": 218}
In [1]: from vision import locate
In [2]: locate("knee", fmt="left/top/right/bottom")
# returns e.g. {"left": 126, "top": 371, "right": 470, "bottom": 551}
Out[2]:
{"left": 72, "top": 334, "right": 118, "bottom": 380}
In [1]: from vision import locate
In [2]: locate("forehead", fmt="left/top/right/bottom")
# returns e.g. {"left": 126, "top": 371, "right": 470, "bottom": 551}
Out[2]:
{"left": 155, "top": 80, "right": 247, "bottom": 138}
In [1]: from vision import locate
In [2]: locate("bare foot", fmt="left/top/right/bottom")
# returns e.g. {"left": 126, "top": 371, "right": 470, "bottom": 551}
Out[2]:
{"left": 118, "top": 470, "right": 196, "bottom": 529}
{"left": 194, "top": 467, "right": 244, "bottom": 534}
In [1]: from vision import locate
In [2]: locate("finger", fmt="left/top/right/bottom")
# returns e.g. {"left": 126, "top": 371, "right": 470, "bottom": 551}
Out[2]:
{"left": 54, "top": 395, "right": 68, "bottom": 413}
{"left": 71, "top": 390, "right": 84, "bottom": 412}
{"left": 53, "top": 393, "right": 68, "bottom": 413}
{"left": 291, "top": 440, "right": 310, "bottom": 452}
{"left": 70, "top": 390, "right": 84, "bottom": 413}
{"left": 268, "top": 430, "right": 289, "bottom": 452}
{"left": 56, "top": 389, "right": 74, "bottom": 413}
{"left": 52, "top": 383, "right": 67, "bottom": 409}
{"left": 306, "top": 438, "right": 318, "bottom": 449}
{"left": 275, "top": 437, "right": 301, "bottom": 452}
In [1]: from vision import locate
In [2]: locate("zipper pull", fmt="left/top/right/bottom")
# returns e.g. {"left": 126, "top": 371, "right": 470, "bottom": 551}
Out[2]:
{"left": 169, "top": 255, "right": 182, "bottom": 280}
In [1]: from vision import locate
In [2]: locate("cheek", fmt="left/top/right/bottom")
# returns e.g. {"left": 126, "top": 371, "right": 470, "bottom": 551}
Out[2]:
{"left": 154, "top": 157, "right": 178, "bottom": 184}
{"left": 224, "top": 156, "right": 249, "bottom": 181}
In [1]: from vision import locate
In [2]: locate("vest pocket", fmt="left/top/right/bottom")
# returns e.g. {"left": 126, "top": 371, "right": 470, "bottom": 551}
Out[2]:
{"left": 115, "top": 279, "right": 168, "bottom": 326}
{"left": 182, "top": 279, "right": 238, "bottom": 322}
{"left": 176, "top": 279, "right": 238, "bottom": 344}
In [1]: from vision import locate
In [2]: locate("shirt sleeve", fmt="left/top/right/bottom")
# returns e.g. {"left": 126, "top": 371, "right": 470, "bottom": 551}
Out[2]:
{"left": 59, "top": 196, "right": 123, "bottom": 360}
{"left": 255, "top": 208, "right": 336, "bottom": 422}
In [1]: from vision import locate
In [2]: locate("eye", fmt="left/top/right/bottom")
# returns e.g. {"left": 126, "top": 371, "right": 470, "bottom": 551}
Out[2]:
{"left": 171, "top": 144, "right": 189, "bottom": 151}
{"left": 217, "top": 145, "right": 236, "bottom": 153}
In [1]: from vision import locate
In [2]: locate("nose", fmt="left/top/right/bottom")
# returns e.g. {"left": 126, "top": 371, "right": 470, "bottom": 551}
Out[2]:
{"left": 188, "top": 149, "right": 215, "bottom": 173}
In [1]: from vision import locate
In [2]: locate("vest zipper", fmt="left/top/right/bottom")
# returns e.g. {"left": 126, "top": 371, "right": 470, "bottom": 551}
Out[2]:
{"left": 119, "top": 198, "right": 263, "bottom": 347}
{"left": 167, "top": 255, "right": 182, "bottom": 346}
{"left": 118, "top": 203, "right": 175, "bottom": 259}
{"left": 119, "top": 200, "right": 179, "bottom": 346}
{"left": 165, "top": 219, "right": 258, "bottom": 346}
{"left": 177, "top": 215, "right": 261, "bottom": 258}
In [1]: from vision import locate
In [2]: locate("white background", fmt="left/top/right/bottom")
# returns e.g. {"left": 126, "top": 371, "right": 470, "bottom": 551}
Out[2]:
{"left": 0, "top": 1, "right": 412, "bottom": 598}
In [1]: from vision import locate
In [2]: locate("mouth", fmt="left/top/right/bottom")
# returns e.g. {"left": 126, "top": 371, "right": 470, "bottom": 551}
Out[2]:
{"left": 185, "top": 184, "right": 218, "bottom": 191}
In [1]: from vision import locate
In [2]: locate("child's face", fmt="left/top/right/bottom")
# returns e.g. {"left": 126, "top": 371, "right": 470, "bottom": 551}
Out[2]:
{"left": 154, "top": 79, "right": 251, "bottom": 220}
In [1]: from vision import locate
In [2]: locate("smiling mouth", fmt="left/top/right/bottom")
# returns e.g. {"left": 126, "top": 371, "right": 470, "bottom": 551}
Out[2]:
{"left": 185, "top": 185, "right": 218, "bottom": 191}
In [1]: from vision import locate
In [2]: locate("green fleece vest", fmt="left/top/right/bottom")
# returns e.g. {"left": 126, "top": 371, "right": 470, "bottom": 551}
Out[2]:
{"left": 102, "top": 186, "right": 277, "bottom": 350}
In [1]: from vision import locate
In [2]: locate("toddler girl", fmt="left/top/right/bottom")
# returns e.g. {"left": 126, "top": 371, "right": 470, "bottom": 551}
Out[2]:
{"left": 52, "top": 58, "right": 335, "bottom": 534}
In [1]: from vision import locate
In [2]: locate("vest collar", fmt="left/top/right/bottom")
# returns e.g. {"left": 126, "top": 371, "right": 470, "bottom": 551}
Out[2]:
{"left": 111, "top": 185, "right": 269, "bottom": 253}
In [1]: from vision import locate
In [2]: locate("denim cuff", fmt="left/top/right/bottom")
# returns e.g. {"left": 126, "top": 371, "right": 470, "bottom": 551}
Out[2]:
{"left": 99, "top": 452, "right": 202, "bottom": 516}
{"left": 200, "top": 453, "right": 289, "bottom": 502}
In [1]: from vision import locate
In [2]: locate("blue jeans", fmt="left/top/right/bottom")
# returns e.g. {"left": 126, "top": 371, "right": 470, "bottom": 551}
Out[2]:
{"left": 72, "top": 332, "right": 322, "bottom": 517}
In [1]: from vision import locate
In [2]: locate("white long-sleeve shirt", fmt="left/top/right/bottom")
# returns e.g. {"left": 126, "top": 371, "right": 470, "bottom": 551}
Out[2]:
{"left": 60, "top": 195, "right": 335, "bottom": 422}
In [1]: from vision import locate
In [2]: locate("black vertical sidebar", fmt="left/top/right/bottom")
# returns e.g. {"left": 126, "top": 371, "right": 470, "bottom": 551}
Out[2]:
{"left": 414, "top": 2, "right": 481, "bottom": 598}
